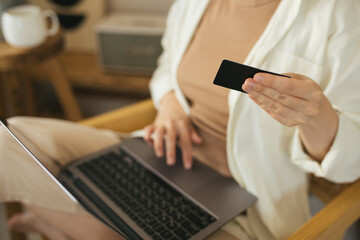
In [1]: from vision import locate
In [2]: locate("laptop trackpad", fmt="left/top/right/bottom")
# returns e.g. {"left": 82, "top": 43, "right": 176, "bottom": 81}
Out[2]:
{"left": 121, "top": 138, "right": 218, "bottom": 193}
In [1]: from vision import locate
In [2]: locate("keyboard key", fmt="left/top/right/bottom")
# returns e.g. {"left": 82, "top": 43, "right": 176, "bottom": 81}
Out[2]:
{"left": 153, "top": 224, "right": 165, "bottom": 233}
{"left": 138, "top": 211, "right": 150, "bottom": 219}
{"left": 179, "top": 204, "right": 189, "bottom": 214}
{"left": 160, "top": 229, "right": 174, "bottom": 239}
{"left": 166, "top": 220, "right": 178, "bottom": 230}
{"left": 145, "top": 227, "right": 155, "bottom": 235}
{"left": 150, "top": 220, "right": 161, "bottom": 229}
{"left": 159, "top": 214, "right": 170, "bottom": 223}
{"left": 153, "top": 235, "right": 163, "bottom": 240}
{"left": 185, "top": 212, "right": 209, "bottom": 229}
{"left": 206, "top": 215, "right": 217, "bottom": 224}
{"left": 137, "top": 220, "right": 146, "bottom": 228}
{"left": 181, "top": 220, "right": 200, "bottom": 235}
{"left": 145, "top": 216, "right": 156, "bottom": 224}
{"left": 174, "top": 227, "right": 191, "bottom": 240}
{"left": 152, "top": 207, "right": 162, "bottom": 218}
{"left": 173, "top": 212, "right": 186, "bottom": 223}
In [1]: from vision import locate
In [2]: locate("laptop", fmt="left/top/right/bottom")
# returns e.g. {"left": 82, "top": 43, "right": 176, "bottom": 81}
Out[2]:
{"left": 0, "top": 116, "right": 256, "bottom": 240}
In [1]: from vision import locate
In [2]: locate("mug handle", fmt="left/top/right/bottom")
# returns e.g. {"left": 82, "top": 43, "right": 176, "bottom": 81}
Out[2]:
{"left": 43, "top": 9, "right": 60, "bottom": 37}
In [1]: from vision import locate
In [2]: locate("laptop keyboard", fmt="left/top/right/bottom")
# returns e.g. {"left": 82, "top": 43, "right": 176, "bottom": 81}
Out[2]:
{"left": 77, "top": 149, "right": 217, "bottom": 240}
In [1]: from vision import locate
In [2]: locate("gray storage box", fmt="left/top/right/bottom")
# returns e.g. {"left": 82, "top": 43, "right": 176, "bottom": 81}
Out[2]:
{"left": 95, "top": 14, "right": 166, "bottom": 76}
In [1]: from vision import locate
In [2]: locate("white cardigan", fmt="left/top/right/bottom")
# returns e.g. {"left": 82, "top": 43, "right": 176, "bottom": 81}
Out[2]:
{"left": 149, "top": 0, "right": 360, "bottom": 239}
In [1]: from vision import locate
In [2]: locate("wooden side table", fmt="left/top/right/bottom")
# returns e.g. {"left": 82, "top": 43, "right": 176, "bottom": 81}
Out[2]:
{"left": 0, "top": 30, "right": 82, "bottom": 121}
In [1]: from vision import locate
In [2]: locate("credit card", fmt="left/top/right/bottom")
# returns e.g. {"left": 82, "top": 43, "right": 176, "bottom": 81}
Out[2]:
{"left": 213, "top": 59, "right": 290, "bottom": 93}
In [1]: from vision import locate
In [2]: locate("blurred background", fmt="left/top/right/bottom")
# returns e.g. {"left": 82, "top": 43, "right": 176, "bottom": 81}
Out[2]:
{"left": 0, "top": 1, "right": 359, "bottom": 240}
{"left": 0, "top": 0, "right": 174, "bottom": 121}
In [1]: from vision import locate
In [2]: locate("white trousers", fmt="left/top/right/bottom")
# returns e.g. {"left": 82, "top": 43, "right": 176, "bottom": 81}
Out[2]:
{"left": 0, "top": 117, "right": 274, "bottom": 240}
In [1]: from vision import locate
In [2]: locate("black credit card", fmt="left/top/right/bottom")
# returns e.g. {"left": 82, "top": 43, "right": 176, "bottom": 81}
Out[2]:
{"left": 213, "top": 59, "right": 290, "bottom": 93}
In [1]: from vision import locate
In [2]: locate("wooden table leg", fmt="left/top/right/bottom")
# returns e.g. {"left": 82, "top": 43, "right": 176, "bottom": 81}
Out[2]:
{"left": 0, "top": 71, "right": 26, "bottom": 118}
{"left": 0, "top": 73, "right": 7, "bottom": 117}
{"left": 20, "top": 71, "right": 37, "bottom": 116}
{"left": 45, "top": 57, "right": 82, "bottom": 121}
{"left": 0, "top": 72, "right": 12, "bottom": 117}
{"left": 9, "top": 71, "right": 27, "bottom": 116}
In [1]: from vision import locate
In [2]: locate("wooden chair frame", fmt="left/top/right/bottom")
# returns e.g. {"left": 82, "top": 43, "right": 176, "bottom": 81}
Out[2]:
{"left": 80, "top": 99, "right": 360, "bottom": 240}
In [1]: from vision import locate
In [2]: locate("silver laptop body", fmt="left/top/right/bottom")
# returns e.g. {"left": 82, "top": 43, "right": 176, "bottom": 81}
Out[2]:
{"left": 0, "top": 118, "right": 256, "bottom": 240}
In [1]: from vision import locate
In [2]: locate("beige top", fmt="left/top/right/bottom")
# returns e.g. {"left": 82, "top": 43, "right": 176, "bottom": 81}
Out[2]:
{"left": 177, "top": 0, "right": 280, "bottom": 176}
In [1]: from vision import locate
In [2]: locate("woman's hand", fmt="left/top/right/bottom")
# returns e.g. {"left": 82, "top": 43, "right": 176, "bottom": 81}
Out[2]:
{"left": 242, "top": 73, "right": 338, "bottom": 161}
{"left": 143, "top": 92, "right": 202, "bottom": 169}
{"left": 242, "top": 73, "right": 323, "bottom": 127}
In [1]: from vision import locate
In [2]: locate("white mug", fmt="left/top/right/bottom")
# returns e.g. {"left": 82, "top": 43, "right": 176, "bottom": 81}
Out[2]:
{"left": 1, "top": 5, "right": 59, "bottom": 48}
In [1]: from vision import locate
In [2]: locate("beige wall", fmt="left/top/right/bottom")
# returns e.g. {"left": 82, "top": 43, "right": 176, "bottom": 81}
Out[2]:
{"left": 107, "top": 0, "right": 174, "bottom": 15}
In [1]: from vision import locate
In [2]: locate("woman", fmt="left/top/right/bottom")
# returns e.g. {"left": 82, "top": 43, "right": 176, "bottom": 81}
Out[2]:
{"left": 1, "top": 0, "right": 360, "bottom": 239}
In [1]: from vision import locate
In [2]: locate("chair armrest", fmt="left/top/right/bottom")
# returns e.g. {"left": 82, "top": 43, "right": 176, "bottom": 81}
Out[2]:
{"left": 79, "top": 99, "right": 156, "bottom": 132}
{"left": 287, "top": 179, "right": 360, "bottom": 240}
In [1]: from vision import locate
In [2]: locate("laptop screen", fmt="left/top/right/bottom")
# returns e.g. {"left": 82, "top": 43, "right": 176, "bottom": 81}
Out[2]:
{"left": 0, "top": 119, "right": 78, "bottom": 203}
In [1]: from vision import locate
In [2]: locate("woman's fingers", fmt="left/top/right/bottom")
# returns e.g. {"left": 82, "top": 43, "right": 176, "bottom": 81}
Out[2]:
{"left": 242, "top": 73, "right": 322, "bottom": 127}
{"left": 243, "top": 78, "right": 312, "bottom": 113}
{"left": 165, "top": 121, "right": 177, "bottom": 165}
{"left": 147, "top": 120, "right": 198, "bottom": 169}
{"left": 153, "top": 126, "right": 165, "bottom": 157}
{"left": 177, "top": 121, "right": 193, "bottom": 169}
{"left": 146, "top": 115, "right": 202, "bottom": 169}
{"left": 248, "top": 91, "right": 307, "bottom": 127}
{"left": 143, "top": 124, "right": 155, "bottom": 145}
{"left": 251, "top": 73, "right": 314, "bottom": 100}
